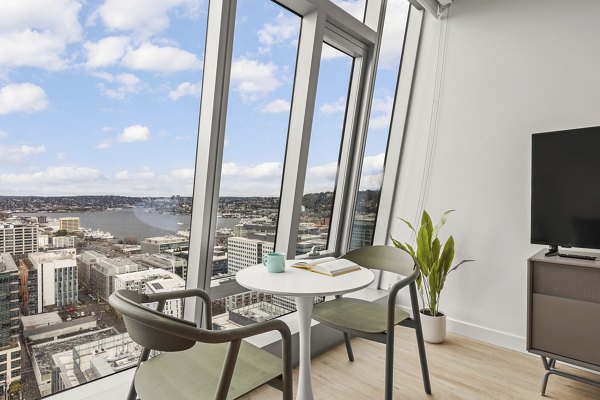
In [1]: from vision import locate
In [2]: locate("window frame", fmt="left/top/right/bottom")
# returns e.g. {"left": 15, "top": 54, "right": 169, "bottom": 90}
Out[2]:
{"left": 185, "top": 0, "right": 416, "bottom": 322}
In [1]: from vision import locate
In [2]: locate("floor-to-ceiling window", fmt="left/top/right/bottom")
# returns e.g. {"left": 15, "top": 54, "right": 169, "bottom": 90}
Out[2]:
{"left": 0, "top": 1, "right": 206, "bottom": 397}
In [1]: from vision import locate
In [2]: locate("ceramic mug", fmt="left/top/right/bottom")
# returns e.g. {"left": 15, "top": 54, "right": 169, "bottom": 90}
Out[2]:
{"left": 263, "top": 252, "right": 285, "bottom": 273}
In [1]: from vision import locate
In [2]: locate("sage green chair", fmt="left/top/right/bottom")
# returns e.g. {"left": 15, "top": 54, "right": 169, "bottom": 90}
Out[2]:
{"left": 109, "top": 288, "right": 292, "bottom": 400}
{"left": 311, "top": 245, "right": 431, "bottom": 399}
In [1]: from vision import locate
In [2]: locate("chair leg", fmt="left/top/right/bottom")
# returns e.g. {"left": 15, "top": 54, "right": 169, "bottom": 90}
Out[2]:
{"left": 385, "top": 329, "right": 394, "bottom": 400}
{"left": 410, "top": 283, "right": 432, "bottom": 394}
{"left": 343, "top": 332, "right": 354, "bottom": 362}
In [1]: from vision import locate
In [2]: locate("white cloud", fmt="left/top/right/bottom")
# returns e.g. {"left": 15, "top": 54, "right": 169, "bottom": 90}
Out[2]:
{"left": 230, "top": 58, "right": 281, "bottom": 102}
{"left": 0, "top": 144, "right": 45, "bottom": 162}
{"left": 90, "top": 0, "right": 201, "bottom": 39}
{"left": 0, "top": 166, "right": 101, "bottom": 185}
{"left": 369, "top": 96, "right": 394, "bottom": 129}
{"left": 0, "top": 131, "right": 8, "bottom": 138}
{"left": 332, "top": 0, "right": 365, "bottom": 21}
{"left": 93, "top": 72, "right": 142, "bottom": 99}
{"left": 95, "top": 139, "right": 112, "bottom": 149}
{"left": 117, "top": 125, "right": 151, "bottom": 143}
{"left": 122, "top": 42, "right": 202, "bottom": 72}
{"left": 0, "top": 0, "right": 82, "bottom": 70}
{"left": 115, "top": 169, "right": 155, "bottom": 180}
{"left": 222, "top": 161, "right": 282, "bottom": 178}
{"left": 169, "top": 168, "right": 194, "bottom": 180}
{"left": 0, "top": 83, "right": 49, "bottom": 115}
{"left": 260, "top": 99, "right": 290, "bottom": 113}
{"left": 319, "top": 97, "right": 347, "bottom": 114}
{"left": 257, "top": 12, "right": 299, "bottom": 47}
{"left": 168, "top": 82, "right": 201, "bottom": 100}
{"left": 84, "top": 36, "right": 131, "bottom": 68}
{"left": 362, "top": 153, "right": 385, "bottom": 173}
{"left": 378, "top": 0, "right": 410, "bottom": 70}
{"left": 321, "top": 43, "right": 347, "bottom": 61}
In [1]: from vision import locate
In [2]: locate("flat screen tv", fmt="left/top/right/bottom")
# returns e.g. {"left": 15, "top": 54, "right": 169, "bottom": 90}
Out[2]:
{"left": 531, "top": 126, "right": 600, "bottom": 257}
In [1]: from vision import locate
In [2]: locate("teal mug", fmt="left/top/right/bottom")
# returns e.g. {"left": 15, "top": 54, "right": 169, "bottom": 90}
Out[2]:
{"left": 263, "top": 252, "right": 286, "bottom": 273}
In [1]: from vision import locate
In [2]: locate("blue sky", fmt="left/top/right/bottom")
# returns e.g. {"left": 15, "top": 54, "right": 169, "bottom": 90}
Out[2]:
{"left": 0, "top": 0, "right": 407, "bottom": 197}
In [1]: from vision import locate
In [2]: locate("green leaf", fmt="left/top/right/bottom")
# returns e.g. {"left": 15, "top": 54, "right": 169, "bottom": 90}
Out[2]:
{"left": 416, "top": 224, "right": 431, "bottom": 271}
{"left": 398, "top": 217, "right": 416, "bottom": 234}
{"left": 449, "top": 259, "right": 475, "bottom": 273}
{"left": 432, "top": 237, "right": 441, "bottom": 263}
{"left": 421, "top": 211, "right": 434, "bottom": 241}
{"left": 432, "top": 209, "right": 455, "bottom": 239}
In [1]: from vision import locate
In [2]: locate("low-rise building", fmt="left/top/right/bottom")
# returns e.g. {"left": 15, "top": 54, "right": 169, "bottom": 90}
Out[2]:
{"left": 140, "top": 235, "right": 189, "bottom": 254}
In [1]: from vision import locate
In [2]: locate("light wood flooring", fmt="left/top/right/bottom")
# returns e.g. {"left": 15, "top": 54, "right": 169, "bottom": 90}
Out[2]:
{"left": 241, "top": 327, "right": 600, "bottom": 399}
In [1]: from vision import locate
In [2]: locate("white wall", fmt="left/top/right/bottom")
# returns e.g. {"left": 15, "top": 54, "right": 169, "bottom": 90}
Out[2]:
{"left": 388, "top": 0, "right": 600, "bottom": 350}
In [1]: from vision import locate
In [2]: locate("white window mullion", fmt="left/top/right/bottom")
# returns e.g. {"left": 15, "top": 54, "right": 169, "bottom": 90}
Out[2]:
{"left": 185, "top": 0, "right": 237, "bottom": 323}
{"left": 337, "top": 0, "right": 386, "bottom": 254}
{"left": 375, "top": 6, "right": 424, "bottom": 245}
{"left": 275, "top": 10, "right": 327, "bottom": 257}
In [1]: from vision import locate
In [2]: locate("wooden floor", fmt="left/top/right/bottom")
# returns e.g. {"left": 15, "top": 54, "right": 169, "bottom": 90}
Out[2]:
{"left": 241, "top": 327, "right": 600, "bottom": 399}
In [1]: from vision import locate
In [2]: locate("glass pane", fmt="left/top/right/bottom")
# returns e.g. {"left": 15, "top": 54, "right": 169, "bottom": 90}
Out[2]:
{"left": 331, "top": 0, "right": 367, "bottom": 22}
{"left": 350, "top": 0, "right": 410, "bottom": 250}
{"left": 0, "top": 0, "right": 206, "bottom": 397}
{"left": 296, "top": 44, "right": 354, "bottom": 256}
{"left": 210, "top": 1, "right": 301, "bottom": 326}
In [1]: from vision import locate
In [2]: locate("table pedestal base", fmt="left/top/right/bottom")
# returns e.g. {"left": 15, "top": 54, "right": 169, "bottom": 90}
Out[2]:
{"left": 295, "top": 296, "right": 315, "bottom": 400}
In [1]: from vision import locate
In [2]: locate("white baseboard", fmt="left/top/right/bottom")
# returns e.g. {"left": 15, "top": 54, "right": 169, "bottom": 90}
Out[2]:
{"left": 397, "top": 305, "right": 526, "bottom": 353}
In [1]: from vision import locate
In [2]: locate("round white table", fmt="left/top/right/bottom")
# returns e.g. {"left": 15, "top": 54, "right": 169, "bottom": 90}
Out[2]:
{"left": 236, "top": 261, "right": 374, "bottom": 400}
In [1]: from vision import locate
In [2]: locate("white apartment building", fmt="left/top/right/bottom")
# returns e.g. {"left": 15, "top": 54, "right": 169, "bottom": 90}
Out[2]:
{"left": 113, "top": 269, "right": 185, "bottom": 318}
{"left": 0, "top": 223, "right": 39, "bottom": 255}
{"left": 59, "top": 217, "right": 80, "bottom": 233}
{"left": 29, "top": 251, "right": 78, "bottom": 311}
{"left": 226, "top": 237, "right": 274, "bottom": 274}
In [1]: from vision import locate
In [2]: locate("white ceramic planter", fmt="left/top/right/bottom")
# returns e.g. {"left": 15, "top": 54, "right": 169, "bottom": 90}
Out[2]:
{"left": 420, "top": 311, "right": 446, "bottom": 344}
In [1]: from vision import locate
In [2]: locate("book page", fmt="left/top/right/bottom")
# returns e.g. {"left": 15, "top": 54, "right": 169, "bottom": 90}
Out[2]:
{"left": 315, "top": 259, "right": 360, "bottom": 274}
{"left": 291, "top": 256, "right": 337, "bottom": 268}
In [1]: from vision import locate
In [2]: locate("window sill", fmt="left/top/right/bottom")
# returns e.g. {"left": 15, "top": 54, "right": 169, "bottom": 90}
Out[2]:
{"left": 47, "top": 287, "right": 388, "bottom": 400}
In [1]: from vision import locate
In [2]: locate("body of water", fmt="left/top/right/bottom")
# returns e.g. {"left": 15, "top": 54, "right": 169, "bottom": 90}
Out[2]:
{"left": 21, "top": 208, "right": 239, "bottom": 242}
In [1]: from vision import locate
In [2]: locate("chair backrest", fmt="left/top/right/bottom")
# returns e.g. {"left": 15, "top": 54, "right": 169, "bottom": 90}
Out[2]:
{"left": 109, "top": 290, "right": 198, "bottom": 352}
{"left": 342, "top": 245, "right": 415, "bottom": 276}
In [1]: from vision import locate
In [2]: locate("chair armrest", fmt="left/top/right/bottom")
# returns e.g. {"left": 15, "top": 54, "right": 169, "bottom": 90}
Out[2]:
{"left": 145, "top": 288, "right": 213, "bottom": 328}
{"left": 387, "top": 267, "right": 419, "bottom": 308}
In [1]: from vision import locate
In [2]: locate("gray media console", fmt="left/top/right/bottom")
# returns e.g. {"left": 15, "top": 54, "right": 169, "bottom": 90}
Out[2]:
{"left": 527, "top": 249, "right": 600, "bottom": 394}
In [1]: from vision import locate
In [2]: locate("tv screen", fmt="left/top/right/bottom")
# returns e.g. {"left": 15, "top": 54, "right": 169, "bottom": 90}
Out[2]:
{"left": 531, "top": 126, "right": 600, "bottom": 250}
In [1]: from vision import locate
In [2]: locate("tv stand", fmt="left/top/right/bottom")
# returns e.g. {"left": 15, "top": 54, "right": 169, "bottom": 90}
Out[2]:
{"left": 527, "top": 250, "right": 600, "bottom": 395}
{"left": 543, "top": 246, "right": 597, "bottom": 260}
{"left": 544, "top": 245, "right": 559, "bottom": 257}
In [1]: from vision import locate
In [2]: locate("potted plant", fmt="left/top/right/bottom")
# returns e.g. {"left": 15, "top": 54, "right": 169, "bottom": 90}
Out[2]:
{"left": 391, "top": 210, "right": 473, "bottom": 343}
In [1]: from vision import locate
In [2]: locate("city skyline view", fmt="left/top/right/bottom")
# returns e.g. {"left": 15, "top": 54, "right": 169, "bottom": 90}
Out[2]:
{"left": 0, "top": 0, "right": 406, "bottom": 197}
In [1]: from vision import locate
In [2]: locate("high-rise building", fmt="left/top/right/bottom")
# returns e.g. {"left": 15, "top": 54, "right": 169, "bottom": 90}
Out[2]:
{"left": 350, "top": 214, "right": 376, "bottom": 250}
{"left": 0, "top": 254, "right": 22, "bottom": 391}
{"left": 59, "top": 217, "right": 80, "bottom": 233}
{"left": 0, "top": 223, "right": 39, "bottom": 255}
{"left": 29, "top": 251, "right": 78, "bottom": 311}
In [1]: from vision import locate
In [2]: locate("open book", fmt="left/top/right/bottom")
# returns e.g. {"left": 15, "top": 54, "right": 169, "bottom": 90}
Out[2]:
{"left": 291, "top": 257, "right": 361, "bottom": 277}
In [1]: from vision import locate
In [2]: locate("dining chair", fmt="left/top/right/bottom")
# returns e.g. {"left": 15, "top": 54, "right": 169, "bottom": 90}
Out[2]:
{"left": 109, "top": 288, "right": 292, "bottom": 400}
{"left": 311, "top": 245, "right": 431, "bottom": 399}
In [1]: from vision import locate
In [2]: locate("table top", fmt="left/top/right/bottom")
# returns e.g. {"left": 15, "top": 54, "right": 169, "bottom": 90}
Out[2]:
{"left": 236, "top": 261, "right": 375, "bottom": 297}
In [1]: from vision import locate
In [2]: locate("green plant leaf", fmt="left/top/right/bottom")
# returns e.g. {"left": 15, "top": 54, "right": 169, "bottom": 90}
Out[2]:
{"left": 449, "top": 259, "right": 475, "bottom": 272}
{"left": 416, "top": 223, "right": 431, "bottom": 272}
{"left": 398, "top": 217, "right": 416, "bottom": 234}
{"left": 432, "top": 237, "right": 441, "bottom": 263}
{"left": 421, "top": 210, "right": 434, "bottom": 241}
{"left": 432, "top": 209, "right": 455, "bottom": 239}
